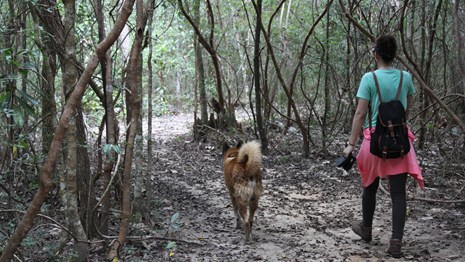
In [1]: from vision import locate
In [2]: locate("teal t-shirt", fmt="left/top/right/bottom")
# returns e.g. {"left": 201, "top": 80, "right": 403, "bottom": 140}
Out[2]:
{"left": 356, "top": 69, "right": 415, "bottom": 128}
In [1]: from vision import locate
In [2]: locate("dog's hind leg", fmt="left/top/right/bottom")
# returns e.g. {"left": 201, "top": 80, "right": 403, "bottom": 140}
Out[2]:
{"left": 228, "top": 192, "right": 241, "bottom": 229}
{"left": 246, "top": 196, "right": 259, "bottom": 242}
{"left": 235, "top": 210, "right": 241, "bottom": 229}
{"left": 238, "top": 205, "right": 252, "bottom": 242}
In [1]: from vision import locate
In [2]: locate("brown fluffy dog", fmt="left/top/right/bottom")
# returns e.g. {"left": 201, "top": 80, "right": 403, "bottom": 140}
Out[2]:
{"left": 222, "top": 140, "right": 263, "bottom": 242}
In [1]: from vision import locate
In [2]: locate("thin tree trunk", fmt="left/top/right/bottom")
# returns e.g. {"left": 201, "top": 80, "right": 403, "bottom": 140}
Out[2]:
{"left": 283, "top": 0, "right": 293, "bottom": 132}
{"left": 322, "top": 2, "right": 331, "bottom": 150}
{"left": 253, "top": 0, "right": 268, "bottom": 153}
{"left": 76, "top": 105, "right": 97, "bottom": 238}
{"left": 194, "top": 0, "right": 208, "bottom": 125}
{"left": 417, "top": 1, "right": 428, "bottom": 148}
{"left": 0, "top": 1, "right": 135, "bottom": 260}
{"left": 146, "top": 6, "right": 154, "bottom": 214}
{"left": 20, "top": 5, "right": 29, "bottom": 128}
{"left": 3, "top": 0, "right": 18, "bottom": 195}
{"left": 100, "top": 53, "right": 115, "bottom": 237}
{"left": 60, "top": 0, "right": 89, "bottom": 259}
{"left": 92, "top": 0, "right": 116, "bottom": 238}
{"left": 454, "top": 0, "right": 465, "bottom": 108}
{"left": 108, "top": 0, "right": 146, "bottom": 258}
{"left": 133, "top": 52, "right": 145, "bottom": 218}
{"left": 29, "top": 14, "right": 58, "bottom": 155}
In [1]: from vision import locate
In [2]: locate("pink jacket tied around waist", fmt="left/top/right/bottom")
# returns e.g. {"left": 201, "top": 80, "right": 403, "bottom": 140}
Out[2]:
{"left": 356, "top": 127, "right": 424, "bottom": 189}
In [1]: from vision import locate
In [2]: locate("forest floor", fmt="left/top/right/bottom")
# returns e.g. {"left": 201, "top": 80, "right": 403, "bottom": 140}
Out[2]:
{"left": 4, "top": 112, "right": 464, "bottom": 261}
{"left": 115, "top": 112, "right": 465, "bottom": 262}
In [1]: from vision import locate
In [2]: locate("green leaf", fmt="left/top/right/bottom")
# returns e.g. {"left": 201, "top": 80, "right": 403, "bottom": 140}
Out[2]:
{"left": 12, "top": 109, "right": 25, "bottom": 127}
{"left": 103, "top": 144, "right": 121, "bottom": 155}
{"left": 19, "top": 62, "right": 38, "bottom": 75}
{"left": 18, "top": 140, "right": 28, "bottom": 150}
{"left": 165, "top": 241, "right": 176, "bottom": 250}
{"left": 16, "top": 97, "right": 36, "bottom": 116}
{"left": 170, "top": 212, "right": 180, "bottom": 223}
{"left": 0, "top": 91, "right": 11, "bottom": 107}
{"left": 16, "top": 89, "right": 39, "bottom": 107}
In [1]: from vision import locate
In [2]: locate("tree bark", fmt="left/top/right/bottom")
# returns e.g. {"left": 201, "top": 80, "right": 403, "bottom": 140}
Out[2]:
{"left": 253, "top": 0, "right": 268, "bottom": 153}
{"left": 29, "top": 7, "right": 58, "bottom": 155}
{"left": 133, "top": 52, "right": 145, "bottom": 218}
{"left": 92, "top": 0, "right": 116, "bottom": 238}
{"left": 194, "top": 0, "right": 208, "bottom": 125}
{"left": 76, "top": 105, "right": 97, "bottom": 239}
{"left": 322, "top": 2, "right": 331, "bottom": 151}
{"left": 60, "top": 0, "right": 89, "bottom": 259}
{"left": 0, "top": 1, "right": 136, "bottom": 260}
{"left": 108, "top": 0, "right": 146, "bottom": 258}
{"left": 146, "top": 5, "right": 154, "bottom": 215}
{"left": 454, "top": 0, "right": 465, "bottom": 109}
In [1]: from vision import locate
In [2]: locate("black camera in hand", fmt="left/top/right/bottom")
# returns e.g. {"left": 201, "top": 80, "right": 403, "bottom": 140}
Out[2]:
{"left": 336, "top": 153, "right": 356, "bottom": 171}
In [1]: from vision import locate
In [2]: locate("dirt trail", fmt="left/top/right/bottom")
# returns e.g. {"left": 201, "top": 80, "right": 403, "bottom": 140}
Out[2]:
{"left": 143, "top": 113, "right": 465, "bottom": 261}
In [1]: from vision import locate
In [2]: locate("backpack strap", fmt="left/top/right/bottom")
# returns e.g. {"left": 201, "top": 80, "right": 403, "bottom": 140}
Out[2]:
{"left": 395, "top": 70, "right": 404, "bottom": 100}
{"left": 368, "top": 71, "right": 380, "bottom": 132}
{"left": 371, "top": 71, "right": 383, "bottom": 102}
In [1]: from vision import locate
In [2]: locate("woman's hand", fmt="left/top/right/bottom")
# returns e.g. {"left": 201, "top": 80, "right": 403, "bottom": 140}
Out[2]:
{"left": 343, "top": 145, "right": 354, "bottom": 158}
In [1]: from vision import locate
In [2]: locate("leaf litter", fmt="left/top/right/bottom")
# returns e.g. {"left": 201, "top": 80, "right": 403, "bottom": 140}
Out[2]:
{"left": 122, "top": 112, "right": 465, "bottom": 261}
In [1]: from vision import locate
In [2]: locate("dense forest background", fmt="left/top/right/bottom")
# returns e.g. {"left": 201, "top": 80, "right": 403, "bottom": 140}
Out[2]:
{"left": 0, "top": 0, "right": 464, "bottom": 260}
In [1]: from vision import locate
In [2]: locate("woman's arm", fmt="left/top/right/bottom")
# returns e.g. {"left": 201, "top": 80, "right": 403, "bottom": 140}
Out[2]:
{"left": 343, "top": 98, "right": 369, "bottom": 157}
{"left": 406, "top": 95, "right": 414, "bottom": 120}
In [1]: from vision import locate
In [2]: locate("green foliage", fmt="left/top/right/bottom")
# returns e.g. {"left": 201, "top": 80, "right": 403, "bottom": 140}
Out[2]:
{"left": 0, "top": 45, "right": 40, "bottom": 131}
{"left": 103, "top": 144, "right": 121, "bottom": 155}
{"left": 29, "top": 177, "right": 40, "bottom": 191}
{"left": 153, "top": 86, "right": 169, "bottom": 116}
{"left": 44, "top": 246, "right": 63, "bottom": 262}
{"left": 22, "top": 236, "right": 36, "bottom": 248}
{"left": 276, "top": 155, "right": 290, "bottom": 165}
{"left": 165, "top": 241, "right": 176, "bottom": 250}
{"left": 166, "top": 212, "right": 182, "bottom": 236}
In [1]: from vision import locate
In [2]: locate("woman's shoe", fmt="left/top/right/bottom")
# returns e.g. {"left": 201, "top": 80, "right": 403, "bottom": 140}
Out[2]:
{"left": 386, "top": 239, "right": 402, "bottom": 258}
{"left": 351, "top": 222, "right": 372, "bottom": 242}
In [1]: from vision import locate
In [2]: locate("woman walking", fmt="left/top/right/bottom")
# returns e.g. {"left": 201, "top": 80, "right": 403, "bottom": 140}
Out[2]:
{"left": 342, "top": 35, "right": 424, "bottom": 258}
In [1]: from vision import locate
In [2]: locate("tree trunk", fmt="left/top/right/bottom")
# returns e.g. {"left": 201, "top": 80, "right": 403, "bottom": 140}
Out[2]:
{"left": 2, "top": 0, "right": 18, "bottom": 195}
{"left": 146, "top": 6, "right": 154, "bottom": 214}
{"left": 133, "top": 52, "right": 145, "bottom": 219}
{"left": 108, "top": 0, "right": 146, "bottom": 258}
{"left": 253, "top": 0, "right": 268, "bottom": 153}
{"left": 92, "top": 0, "right": 116, "bottom": 238}
{"left": 454, "top": 0, "right": 465, "bottom": 109}
{"left": 60, "top": 0, "right": 89, "bottom": 259}
{"left": 40, "top": 50, "right": 57, "bottom": 155}
{"left": 29, "top": 11, "right": 58, "bottom": 155}
{"left": 76, "top": 105, "right": 97, "bottom": 238}
{"left": 322, "top": 3, "right": 331, "bottom": 151}
{"left": 194, "top": 0, "right": 208, "bottom": 125}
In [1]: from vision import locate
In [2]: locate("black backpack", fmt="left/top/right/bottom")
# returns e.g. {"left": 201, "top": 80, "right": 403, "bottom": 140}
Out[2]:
{"left": 369, "top": 70, "right": 410, "bottom": 159}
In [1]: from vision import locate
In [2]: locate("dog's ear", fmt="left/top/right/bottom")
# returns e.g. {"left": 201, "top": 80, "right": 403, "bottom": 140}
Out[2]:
{"left": 222, "top": 142, "right": 230, "bottom": 155}
{"left": 236, "top": 140, "right": 244, "bottom": 148}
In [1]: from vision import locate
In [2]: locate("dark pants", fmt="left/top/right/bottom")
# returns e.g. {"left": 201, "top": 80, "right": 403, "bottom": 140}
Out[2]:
{"left": 362, "top": 174, "right": 407, "bottom": 240}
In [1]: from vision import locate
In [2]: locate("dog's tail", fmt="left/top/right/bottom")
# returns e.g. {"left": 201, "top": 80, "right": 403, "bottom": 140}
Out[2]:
{"left": 237, "top": 140, "right": 262, "bottom": 175}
